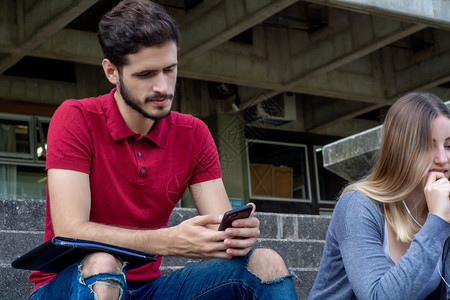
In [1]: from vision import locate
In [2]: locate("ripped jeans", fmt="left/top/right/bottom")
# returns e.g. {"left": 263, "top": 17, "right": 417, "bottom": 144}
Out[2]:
{"left": 28, "top": 248, "right": 297, "bottom": 299}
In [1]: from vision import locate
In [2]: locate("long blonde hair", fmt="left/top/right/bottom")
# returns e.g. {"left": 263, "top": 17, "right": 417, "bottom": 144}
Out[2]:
{"left": 343, "top": 92, "right": 450, "bottom": 242}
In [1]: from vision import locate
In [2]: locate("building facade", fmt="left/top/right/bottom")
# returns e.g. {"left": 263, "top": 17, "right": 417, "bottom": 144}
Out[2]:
{"left": 1, "top": 0, "right": 449, "bottom": 214}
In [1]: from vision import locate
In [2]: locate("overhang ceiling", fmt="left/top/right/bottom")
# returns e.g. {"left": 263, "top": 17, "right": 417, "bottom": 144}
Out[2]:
{"left": 0, "top": 0, "right": 449, "bottom": 137}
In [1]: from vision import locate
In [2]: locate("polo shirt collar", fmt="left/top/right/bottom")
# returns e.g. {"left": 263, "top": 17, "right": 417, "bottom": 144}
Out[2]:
{"left": 145, "top": 115, "right": 169, "bottom": 149}
{"left": 102, "top": 88, "right": 169, "bottom": 149}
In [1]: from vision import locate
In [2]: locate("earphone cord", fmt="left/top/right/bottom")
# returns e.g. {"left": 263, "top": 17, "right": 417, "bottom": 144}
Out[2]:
{"left": 402, "top": 200, "right": 449, "bottom": 288}
{"left": 402, "top": 200, "right": 423, "bottom": 228}
{"left": 438, "top": 268, "right": 450, "bottom": 288}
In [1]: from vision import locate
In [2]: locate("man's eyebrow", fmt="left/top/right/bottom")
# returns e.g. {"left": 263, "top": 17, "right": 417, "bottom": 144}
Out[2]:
{"left": 164, "top": 63, "right": 178, "bottom": 69}
{"left": 131, "top": 69, "right": 153, "bottom": 76}
{"left": 131, "top": 63, "right": 178, "bottom": 75}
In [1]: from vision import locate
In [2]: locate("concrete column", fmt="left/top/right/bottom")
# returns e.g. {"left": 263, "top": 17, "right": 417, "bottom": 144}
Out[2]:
{"left": 205, "top": 113, "right": 248, "bottom": 201}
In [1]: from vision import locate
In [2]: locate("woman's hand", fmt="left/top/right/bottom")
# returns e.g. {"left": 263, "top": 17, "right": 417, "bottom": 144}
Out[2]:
{"left": 424, "top": 171, "right": 450, "bottom": 222}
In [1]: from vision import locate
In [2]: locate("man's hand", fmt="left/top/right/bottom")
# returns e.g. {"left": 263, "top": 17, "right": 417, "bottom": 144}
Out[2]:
{"left": 187, "top": 179, "right": 260, "bottom": 258}
{"left": 164, "top": 203, "right": 260, "bottom": 259}
{"left": 222, "top": 203, "right": 260, "bottom": 256}
{"left": 165, "top": 214, "right": 233, "bottom": 259}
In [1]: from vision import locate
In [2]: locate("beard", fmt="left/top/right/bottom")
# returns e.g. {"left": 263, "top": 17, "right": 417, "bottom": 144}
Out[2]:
{"left": 118, "top": 75, "right": 174, "bottom": 121}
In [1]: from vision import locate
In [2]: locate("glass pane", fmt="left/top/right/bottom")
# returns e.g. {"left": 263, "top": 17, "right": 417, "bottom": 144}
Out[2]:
{"left": 314, "top": 147, "right": 347, "bottom": 203}
{"left": 0, "top": 164, "right": 46, "bottom": 199}
{"left": 0, "top": 118, "right": 32, "bottom": 158}
{"left": 37, "top": 118, "right": 50, "bottom": 161}
{"left": 247, "top": 140, "right": 310, "bottom": 201}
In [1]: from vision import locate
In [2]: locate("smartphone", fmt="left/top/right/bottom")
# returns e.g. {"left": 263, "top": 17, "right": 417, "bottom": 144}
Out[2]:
{"left": 218, "top": 204, "right": 253, "bottom": 231}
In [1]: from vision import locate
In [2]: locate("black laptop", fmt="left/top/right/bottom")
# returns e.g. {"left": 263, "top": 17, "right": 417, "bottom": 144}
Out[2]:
{"left": 11, "top": 236, "right": 157, "bottom": 273}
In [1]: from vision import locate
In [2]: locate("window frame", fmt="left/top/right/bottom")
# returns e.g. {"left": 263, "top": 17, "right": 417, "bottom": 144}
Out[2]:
{"left": 0, "top": 113, "right": 50, "bottom": 165}
{"left": 0, "top": 113, "right": 35, "bottom": 160}
{"left": 245, "top": 139, "right": 312, "bottom": 203}
{"left": 36, "top": 116, "right": 51, "bottom": 161}
{"left": 0, "top": 113, "right": 49, "bottom": 199}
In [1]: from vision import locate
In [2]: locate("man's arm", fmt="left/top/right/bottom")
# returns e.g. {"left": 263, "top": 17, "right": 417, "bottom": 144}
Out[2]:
{"left": 189, "top": 178, "right": 231, "bottom": 217}
{"left": 48, "top": 169, "right": 235, "bottom": 259}
{"left": 189, "top": 178, "right": 260, "bottom": 256}
{"left": 48, "top": 168, "right": 170, "bottom": 254}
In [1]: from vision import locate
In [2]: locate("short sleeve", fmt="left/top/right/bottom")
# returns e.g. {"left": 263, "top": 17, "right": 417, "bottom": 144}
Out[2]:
{"left": 189, "top": 120, "right": 222, "bottom": 185}
{"left": 46, "top": 100, "right": 93, "bottom": 174}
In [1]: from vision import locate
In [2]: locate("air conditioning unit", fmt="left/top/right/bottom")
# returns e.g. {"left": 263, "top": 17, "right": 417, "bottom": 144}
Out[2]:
{"left": 246, "top": 92, "right": 296, "bottom": 126}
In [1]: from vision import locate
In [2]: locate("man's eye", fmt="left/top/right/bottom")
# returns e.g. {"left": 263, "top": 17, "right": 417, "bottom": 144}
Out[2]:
{"left": 138, "top": 72, "right": 152, "bottom": 77}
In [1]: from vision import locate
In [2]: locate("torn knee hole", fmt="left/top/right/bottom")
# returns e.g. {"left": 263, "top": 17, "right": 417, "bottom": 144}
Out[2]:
{"left": 247, "top": 249, "right": 290, "bottom": 281}
{"left": 92, "top": 279, "right": 121, "bottom": 289}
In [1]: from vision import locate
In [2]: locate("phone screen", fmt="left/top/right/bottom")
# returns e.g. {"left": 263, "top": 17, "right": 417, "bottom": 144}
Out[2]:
{"left": 218, "top": 205, "right": 252, "bottom": 231}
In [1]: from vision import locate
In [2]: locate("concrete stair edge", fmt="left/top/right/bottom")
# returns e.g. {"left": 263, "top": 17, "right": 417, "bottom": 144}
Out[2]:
{"left": 1, "top": 198, "right": 331, "bottom": 300}
{"left": 1, "top": 198, "right": 332, "bottom": 241}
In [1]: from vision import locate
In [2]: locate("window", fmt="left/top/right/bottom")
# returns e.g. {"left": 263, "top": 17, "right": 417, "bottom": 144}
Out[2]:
{"left": 0, "top": 164, "right": 47, "bottom": 199}
{"left": 246, "top": 139, "right": 311, "bottom": 202}
{"left": 0, "top": 114, "right": 33, "bottom": 159}
{"left": 37, "top": 118, "right": 50, "bottom": 161}
{"left": 0, "top": 113, "right": 49, "bottom": 199}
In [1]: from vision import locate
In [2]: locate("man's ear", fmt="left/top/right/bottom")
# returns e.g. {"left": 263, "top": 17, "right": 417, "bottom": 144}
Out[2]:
{"left": 102, "top": 58, "right": 119, "bottom": 85}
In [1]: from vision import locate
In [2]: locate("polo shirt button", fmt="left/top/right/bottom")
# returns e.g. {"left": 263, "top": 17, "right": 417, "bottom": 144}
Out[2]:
{"left": 137, "top": 152, "right": 142, "bottom": 157}
{"left": 140, "top": 168, "right": 146, "bottom": 174}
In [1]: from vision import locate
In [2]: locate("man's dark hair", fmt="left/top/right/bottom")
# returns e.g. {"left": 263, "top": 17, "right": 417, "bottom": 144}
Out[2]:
{"left": 98, "top": 0, "right": 180, "bottom": 70}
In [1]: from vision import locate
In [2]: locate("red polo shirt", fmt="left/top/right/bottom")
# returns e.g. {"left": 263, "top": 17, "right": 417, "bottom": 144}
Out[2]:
{"left": 30, "top": 88, "right": 222, "bottom": 290}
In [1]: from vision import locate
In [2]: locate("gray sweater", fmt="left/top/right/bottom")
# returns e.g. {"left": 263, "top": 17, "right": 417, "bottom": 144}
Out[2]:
{"left": 308, "top": 190, "right": 450, "bottom": 299}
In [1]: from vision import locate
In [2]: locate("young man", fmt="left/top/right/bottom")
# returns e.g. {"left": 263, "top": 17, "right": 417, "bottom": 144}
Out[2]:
{"left": 28, "top": 0, "right": 297, "bottom": 299}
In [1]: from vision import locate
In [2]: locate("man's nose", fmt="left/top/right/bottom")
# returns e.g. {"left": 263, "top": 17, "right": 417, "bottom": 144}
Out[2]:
{"left": 152, "top": 72, "right": 168, "bottom": 95}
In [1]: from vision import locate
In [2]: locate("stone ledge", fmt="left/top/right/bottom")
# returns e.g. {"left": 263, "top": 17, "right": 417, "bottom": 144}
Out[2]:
{"left": 0, "top": 267, "right": 33, "bottom": 300}
{"left": 0, "top": 231, "right": 44, "bottom": 265}
{"left": 0, "top": 198, "right": 45, "bottom": 231}
{"left": 1, "top": 201, "right": 330, "bottom": 300}
{"left": 160, "top": 238, "right": 325, "bottom": 269}
{"left": 323, "top": 125, "right": 381, "bottom": 181}
{"left": 2, "top": 199, "right": 331, "bottom": 242}
{"left": 323, "top": 100, "right": 450, "bottom": 181}
{"left": 3, "top": 229, "right": 325, "bottom": 271}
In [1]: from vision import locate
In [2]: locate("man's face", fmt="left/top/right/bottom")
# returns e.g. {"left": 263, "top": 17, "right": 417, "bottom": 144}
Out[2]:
{"left": 117, "top": 42, "right": 178, "bottom": 121}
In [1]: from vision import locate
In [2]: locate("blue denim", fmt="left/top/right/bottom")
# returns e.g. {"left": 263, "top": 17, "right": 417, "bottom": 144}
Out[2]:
{"left": 29, "top": 248, "right": 297, "bottom": 299}
{"left": 28, "top": 257, "right": 127, "bottom": 300}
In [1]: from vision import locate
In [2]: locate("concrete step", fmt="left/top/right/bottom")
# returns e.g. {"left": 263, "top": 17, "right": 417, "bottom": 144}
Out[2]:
{"left": 0, "top": 231, "right": 44, "bottom": 266}
{"left": 1, "top": 231, "right": 325, "bottom": 270}
{"left": 1, "top": 198, "right": 331, "bottom": 240}
{"left": 0, "top": 266, "right": 32, "bottom": 299}
{"left": 1, "top": 198, "right": 331, "bottom": 299}
{"left": 1, "top": 231, "right": 325, "bottom": 299}
{"left": 0, "top": 199, "right": 46, "bottom": 231}
{"left": 160, "top": 239, "right": 325, "bottom": 269}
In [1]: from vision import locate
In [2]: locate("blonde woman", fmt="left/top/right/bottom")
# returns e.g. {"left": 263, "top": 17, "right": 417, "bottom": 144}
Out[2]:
{"left": 308, "top": 92, "right": 450, "bottom": 299}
